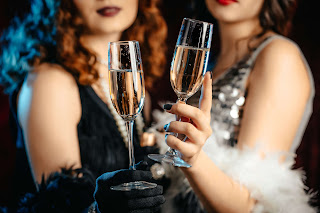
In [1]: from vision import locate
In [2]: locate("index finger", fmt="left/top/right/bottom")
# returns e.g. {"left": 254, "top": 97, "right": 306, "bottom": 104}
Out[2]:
{"left": 199, "top": 72, "right": 212, "bottom": 115}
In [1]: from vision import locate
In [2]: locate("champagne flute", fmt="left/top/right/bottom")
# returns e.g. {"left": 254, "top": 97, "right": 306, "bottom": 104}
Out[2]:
{"left": 108, "top": 40, "right": 157, "bottom": 190}
{"left": 148, "top": 18, "right": 213, "bottom": 168}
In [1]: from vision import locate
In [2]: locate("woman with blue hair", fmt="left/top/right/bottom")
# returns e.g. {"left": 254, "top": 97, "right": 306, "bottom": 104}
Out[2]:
{"left": 0, "top": 0, "right": 167, "bottom": 212}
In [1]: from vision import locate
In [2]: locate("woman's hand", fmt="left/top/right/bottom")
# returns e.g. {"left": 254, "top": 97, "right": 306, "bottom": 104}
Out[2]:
{"left": 163, "top": 72, "right": 212, "bottom": 166}
{"left": 94, "top": 165, "right": 165, "bottom": 213}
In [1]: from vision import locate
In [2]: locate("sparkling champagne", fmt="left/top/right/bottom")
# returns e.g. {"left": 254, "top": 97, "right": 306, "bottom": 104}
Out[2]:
{"left": 109, "top": 69, "right": 145, "bottom": 121}
{"left": 170, "top": 45, "right": 209, "bottom": 99}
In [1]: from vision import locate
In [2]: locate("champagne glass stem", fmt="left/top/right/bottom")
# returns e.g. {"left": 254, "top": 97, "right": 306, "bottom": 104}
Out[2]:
{"left": 176, "top": 97, "right": 187, "bottom": 121}
{"left": 167, "top": 147, "right": 181, "bottom": 156}
{"left": 175, "top": 97, "right": 188, "bottom": 141}
{"left": 177, "top": 97, "right": 187, "bottom": 103}
{"left": 125, "top": 120, "right": 136, "bottom": 170}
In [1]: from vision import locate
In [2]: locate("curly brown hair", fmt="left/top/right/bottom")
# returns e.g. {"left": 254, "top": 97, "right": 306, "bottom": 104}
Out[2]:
{"left": 190, "top": 0, "right": 298, "bottom": 63}
{"left": 0, "top": 0, "right": 167, "bottom": 93}
{"left": 57, "top": 0, "right": 167, "bottom": 92}
{"left": 123, "top": 0, "right": 167, "bottom": 92}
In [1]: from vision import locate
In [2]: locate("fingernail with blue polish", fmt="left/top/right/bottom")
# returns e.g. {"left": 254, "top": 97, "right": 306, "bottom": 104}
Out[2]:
{"left": 165, "top": 134, "right": 169, "bottom": 144}
{"left": 164, "top": 123, "right": 170, "bottom": 132}
{"left": 163, "top": 104, "right": 172, "bottom": 110}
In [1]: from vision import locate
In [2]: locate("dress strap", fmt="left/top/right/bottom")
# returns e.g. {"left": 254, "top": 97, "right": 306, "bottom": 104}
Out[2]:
{"left": 237, "top": 35, "right": 287, "bottom": 90}
{"left": 247, "top": 35, "right": 284, "bottom": 66}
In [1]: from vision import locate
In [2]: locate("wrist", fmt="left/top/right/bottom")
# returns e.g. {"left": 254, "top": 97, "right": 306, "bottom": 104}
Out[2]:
{"left": 181, "top": 150, "right": 206, "bottom": 174}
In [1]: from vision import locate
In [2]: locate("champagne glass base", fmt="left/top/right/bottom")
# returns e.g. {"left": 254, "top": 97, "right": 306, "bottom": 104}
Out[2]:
{"left": 148, "top": 154, "right": 191, "bottom": 168}
{"left": 110, "top": 181, "right": 157, "bottom": 191}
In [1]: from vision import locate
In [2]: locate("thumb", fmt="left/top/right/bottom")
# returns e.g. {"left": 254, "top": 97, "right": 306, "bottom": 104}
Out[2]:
{"left": 199, "top": 71, "right": 212, "bottom": 116}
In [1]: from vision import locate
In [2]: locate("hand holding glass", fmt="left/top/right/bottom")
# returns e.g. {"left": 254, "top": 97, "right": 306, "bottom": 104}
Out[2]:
{"left": 108, "top": 41, "right": 157, "bottom": 190}
{"left": 148, "top": 18, "right": 213, "bottom": 168}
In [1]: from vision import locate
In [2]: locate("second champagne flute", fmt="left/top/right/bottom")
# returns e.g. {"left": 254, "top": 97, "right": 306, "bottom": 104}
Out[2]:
{"left": 108, "top": 40, "right": 157, "bottom": 190}
{"left": 148, "top": 18, "right": 213, "bottom": 168}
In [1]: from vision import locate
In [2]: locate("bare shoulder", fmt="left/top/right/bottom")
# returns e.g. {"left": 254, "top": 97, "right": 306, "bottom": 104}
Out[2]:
{"left": 28, "top": 63, "right": 78, "bottom": 89}
{"left": 19, "top": 63, "right": 81, "bottom": 125}
{"left": 250, "top": 36, "right": 311, "bottom": 97}
{"left": 260, "top": 37, "right": 302, "bottom": 60}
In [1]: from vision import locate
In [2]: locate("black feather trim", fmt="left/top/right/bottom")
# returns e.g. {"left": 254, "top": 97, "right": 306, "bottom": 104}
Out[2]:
{"left": 17, "top": 167, "right": 95, "bottom": 213}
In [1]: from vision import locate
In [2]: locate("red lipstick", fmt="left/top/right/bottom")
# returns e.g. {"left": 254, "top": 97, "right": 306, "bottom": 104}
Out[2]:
{"left": 216, "top": 0, "right": 238, "bottom": 6}
{"left": 97, "top": 7, "right": 121, "bottom": 17}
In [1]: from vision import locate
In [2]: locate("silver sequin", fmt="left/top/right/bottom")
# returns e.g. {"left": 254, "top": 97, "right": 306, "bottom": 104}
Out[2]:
{"left": 189, "top": 55, "right": 252, "bottom": 146}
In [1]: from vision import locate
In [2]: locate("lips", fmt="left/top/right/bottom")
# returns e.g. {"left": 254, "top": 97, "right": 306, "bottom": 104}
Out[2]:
{"left": 216, "top": 0, "right": 238, "bottom": 6}
{"left": 97, "top": 6, "right": 121, "bottom": 17}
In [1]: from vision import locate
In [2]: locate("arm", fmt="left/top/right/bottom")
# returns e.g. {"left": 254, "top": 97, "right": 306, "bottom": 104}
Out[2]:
{"left": 164, "top": 39, "right": 312, "bottom": 213}
{"left": 17, "top": 63, "right": 82, "bottom": 183}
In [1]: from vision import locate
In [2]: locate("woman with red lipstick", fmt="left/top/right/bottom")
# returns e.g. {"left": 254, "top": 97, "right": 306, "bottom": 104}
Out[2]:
{"left": 156, "top": 0, "right": 317, "bottom": 212}
{"left": 0, "top": 0, "right": 168, "bottom": 212}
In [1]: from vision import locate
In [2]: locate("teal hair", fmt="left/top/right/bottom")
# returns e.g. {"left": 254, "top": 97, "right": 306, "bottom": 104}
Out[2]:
{"left": 0, "top": 0, "right": 60, "bottom": 93}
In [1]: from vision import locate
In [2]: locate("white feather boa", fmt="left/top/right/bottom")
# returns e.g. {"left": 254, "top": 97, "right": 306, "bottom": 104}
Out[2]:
{"left": 149, "top": 110, "right": 317, "bottom": 213}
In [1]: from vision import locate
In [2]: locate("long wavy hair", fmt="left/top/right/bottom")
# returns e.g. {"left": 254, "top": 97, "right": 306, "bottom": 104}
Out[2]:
{"left": 259, "top": 0, "right": 297, "bottom": 37}
{"left": 192, "top": 0, "right": 297, "bottom": 61}
{"left": 0, "top": 0, "right": 167, "bottom": 93}
{"left": 246, "top": 0, "right": 297, "bottom": 54}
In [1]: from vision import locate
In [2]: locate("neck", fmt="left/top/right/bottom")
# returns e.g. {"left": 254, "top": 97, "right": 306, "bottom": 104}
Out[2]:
{"left": 81, "top": 32, "right": 122, "bottom": 60}
{"left": 218, "top": 18, "right": 262, "bottom": 57}
{"left": 81, "top": 32, "right": 121, "bottom": 75}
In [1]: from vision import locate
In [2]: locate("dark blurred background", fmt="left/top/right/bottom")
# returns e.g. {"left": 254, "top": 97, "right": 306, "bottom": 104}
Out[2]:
{"left": 0, "top": 0, "right": 319, "bottom": 209}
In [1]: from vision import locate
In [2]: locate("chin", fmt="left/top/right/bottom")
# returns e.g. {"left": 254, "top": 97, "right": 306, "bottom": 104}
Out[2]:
{"left": 90, "top": 23, "right": 131, "bottom": 36}
{"left": 211, "top": 10, "right": 240, "bottom": 23}
{"left": 105, "top": 19, "right": 134, "bottom": 31}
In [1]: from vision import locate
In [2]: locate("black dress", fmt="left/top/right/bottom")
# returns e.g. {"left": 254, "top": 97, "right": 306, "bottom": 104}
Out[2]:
{"left": 7, "top": 82, "right": 148, "bottom": 212}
